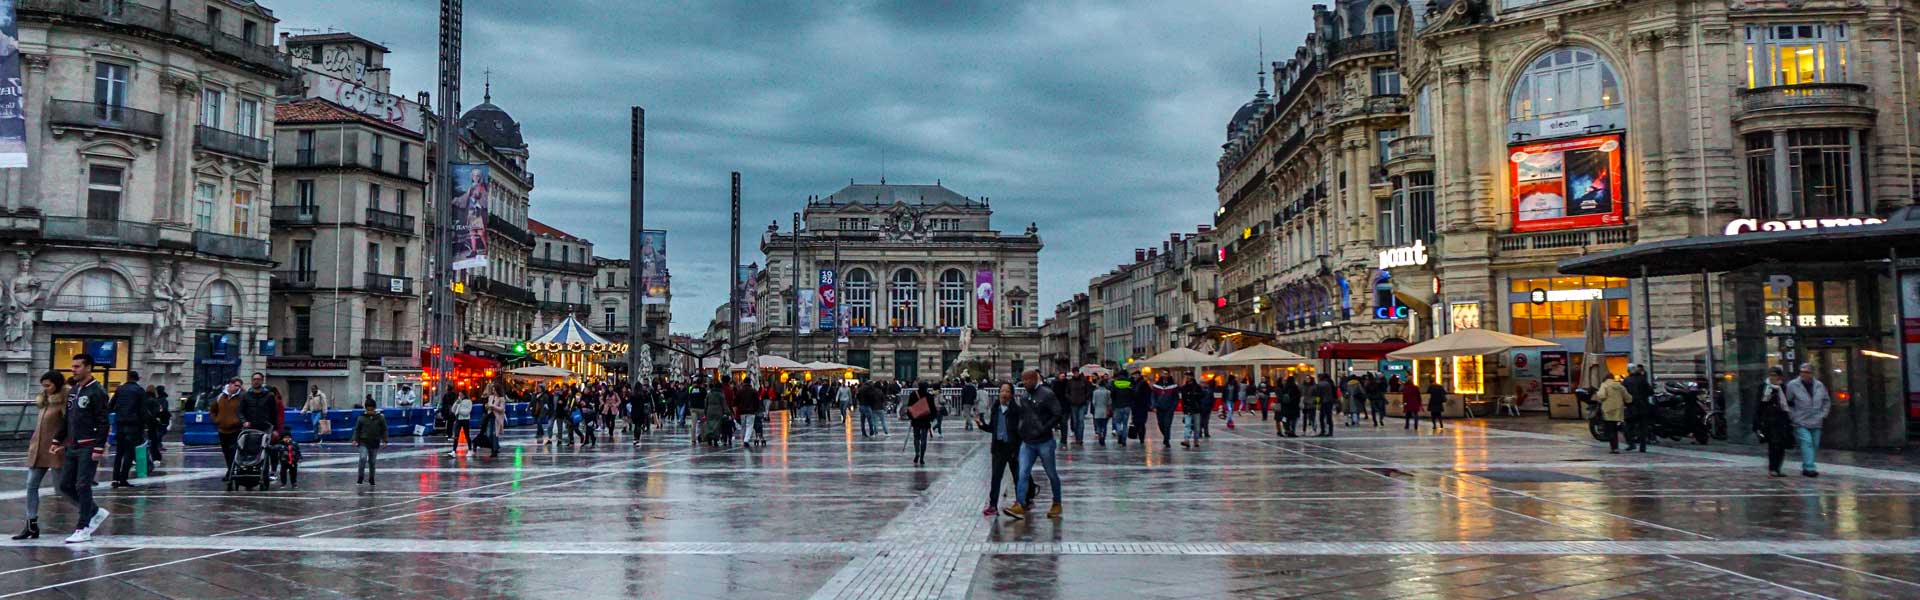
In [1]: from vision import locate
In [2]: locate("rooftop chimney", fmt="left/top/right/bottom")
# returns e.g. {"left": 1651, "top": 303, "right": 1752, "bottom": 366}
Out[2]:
{"left": 1134, "top": 249, "right": 1146, "bottom": 263}
{"left": 1198, "top": 225, "right": 1213, "bottom": 233}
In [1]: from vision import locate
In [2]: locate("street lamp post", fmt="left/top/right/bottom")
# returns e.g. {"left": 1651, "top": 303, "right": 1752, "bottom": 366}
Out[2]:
{"left": 428, "top": 0, "right": 463, "bottom": 394}
{"left": 627, "top": 106, "right": 645, "bottom": 381}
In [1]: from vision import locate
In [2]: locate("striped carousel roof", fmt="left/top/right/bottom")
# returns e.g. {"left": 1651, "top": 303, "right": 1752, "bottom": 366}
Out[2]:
{"left": 529, "top": 314, "right": 612, "bottom": 346}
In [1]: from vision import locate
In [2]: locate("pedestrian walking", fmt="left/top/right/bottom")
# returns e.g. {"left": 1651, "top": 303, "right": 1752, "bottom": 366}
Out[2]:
{"left": 1367, "top": 375, "right": 1388, "bottom": 427}
{"left": 1755, "top": 366, "right": 1794, "bottom": 477}
{"left": 1090, "top": 377, "right": 1113, "bottom": 445}
{"left": 107, "top": 371, "right": 146, "bottom": 488}
{"left": 1594, "top": 372, "right": 1629, "bottom": 453}
{"left": 978, "top": 383, "right": 1022, "bottom": 516}
{"left": 909, "top": 382, "right": 937, "bottom": 464}
{"left": 1342, "top": 376, "right": 1365, "bottom": 427}
{"left": 145, "top": 384, "right": 171, "bottom": 475}
{"left": 1063, "top": 374, "right": 1091, "bottom": 445}
{"left": 1220, "top": 375, "right": 1239, "bottom": 431}
{"left": 1149, "top": 375, "right": 1178, "bottom": 448}
{"left": 1005, "top": 370, "right": 1064, "bottom": 520}
{"left": 1400, "top": 377, "right": 1422, "bottom": 430}
{"left": 1126, "top": 373, "right": 1150, "bottom": 444}
{"left": 212, "top": 378, "right": 243, "bottom": 478}
{"left": 1314, "top": 375, "right": 1338, "bottom": 436}
{"left": 13, "top": 371, "right": 67, "bottom": 540}
{"left": 52, "top": 354, "right": 111, "bottom": 543}
{"left": 1107, "top": 376, "right": 1132, "bottom": 447}
{"left": 1426, "top": 380, "right": 1446, "bottom": 432}
{"left": 1785, "top": 362, "right": 1831, "bottom": 477}
{"left": 1623, "top": 364, "right": 1655, "bottom": 451}
{"left": 1179, "top": 375, "right": 1207, "bottom": 448}
{"left": 485, "top": 386, "right": 507, "bottom": 458}
{"left": 446, "top": 392, "right": 474, "bottom": 456}
{"left": 1277, "top": 376, "right": 1301, "bottom": 437}
{"left": 239, "top": 373, "right": 281, "bottom": 483}
{"left": 353, "top": 399, "right": 387, "bottom": 487}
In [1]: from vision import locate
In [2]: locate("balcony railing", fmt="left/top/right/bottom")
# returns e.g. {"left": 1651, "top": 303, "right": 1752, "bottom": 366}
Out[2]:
{"left": 486, "top": 214, "right": 535, "bottom": 247}
{"left": 270, "top": 205, "right": 321, "bottom": 226}
{"left": 1340, "top": 94, "right": 1405, "bottom": 120}
{"left": 364, "top": 208, "right": 416, "bottom": 235}
{"left": 538, "top": 300, "right": 591, "bottom": 315}
{"left": 194, "top": 125, "right": 270, "bottom": 162}
{"left": 194, "top": 230, "right": 270, "bottom": 261}
{"left": 470, "top": 276, "right": 536, "bottom": 305}
{"left": 1738, "top": 83, "right": 1871, "bottom": 114}
{"left": 41, "top": 216, "right": 159, "bottom": 246}
{"left": 1386, "top": 135, "right": 1433, "bottom": 162}
{"left": 528, "top": 256, "right": 596, "bottom": 275}
{"left": 1329, "top": 32, "right": 1399, "bottom": 61}
{"left": 361, "top": 338, "right": 413, "bottom": 358}
{"left": 19, "top": 0, "right": 290, "bottom": 74}
{"left": 1496, "top": 226, "right": 1633, "bottom": 254}
{"left": 46, "top": 100, "right": 164, "bottom": 139}
{"left": 364, "top": 272, "right": 414, "bottom": 296}
{"left": 271, "top": 270, "right": 317, "bottom": 290}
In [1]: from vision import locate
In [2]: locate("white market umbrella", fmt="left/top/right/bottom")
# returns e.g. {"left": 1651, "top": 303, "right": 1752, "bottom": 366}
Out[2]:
{"left": 733, "top": 355, "right": 807, "bottom": 371}
{"left": 1135, "top": 347, "right": 1221, "bottom": 369}
{"left": 1652, "top": 328, "right": 1722, "bottom": 357}
{"left": 506, "top": 365, "right": 571, "bottom": 379}
{"left": 1386, "top": 328, "right": 1559, "bottom": 360}
{"left": 1214, "top": 344, "right": 1311, "bottom": 366}
{"left": 1077, "top": 364, "right": 1112, "bottom": 376}
{"left": 801, "top": 361, "right": 869, "bottom": 373}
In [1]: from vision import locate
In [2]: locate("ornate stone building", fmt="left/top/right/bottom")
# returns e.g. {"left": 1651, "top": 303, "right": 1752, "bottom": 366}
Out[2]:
{"left": 0, "top": 0, "right": 288, "bottom": 399}
{"left": 594, "top": 256, "right": 673, "bottom": 375}
{"left": 749, "top": 182, "right": 1042, "bottom": 382}
{"left": 528, "top": 217, "right": 594, "bottom": 333}
{"left": 453, "top": 88, "right": 537, "bottom": 359}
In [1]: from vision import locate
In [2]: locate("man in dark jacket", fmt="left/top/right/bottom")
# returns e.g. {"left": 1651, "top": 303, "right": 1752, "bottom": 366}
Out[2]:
{"left": 857, "top": 382, "right": 885, "bottom": 437}
{"left": 352, "top": 399, "right": 388, "bottom": 486}
{"left": 1126, "top": 374, "right": 1151, "bottom": 443}
{"left": 53, "top": 354, "right": 112, "bottom": 543}
{"left": 1178, "top": 375, "right": 1209, "bottom": 448}
{"left": 1064, "top": 375, "right": 1091, "bottom": 445}
{"left": 108, "top": 371, "right": 147, "bottom": 487}
{"left": 1313, "top": 374, "right": 1339, "bottom": 437}
{"left": 1006, "top": 370, "right": 1065, "bottom": 520}
{"left": 976, "top": 381, "right": 1022, "bottom": 516}
{"left": 1622, "top": 364, "right": 1655, "bottom": 452}
{"left": 239, "top": 372, "right": 279, "bottom": 433}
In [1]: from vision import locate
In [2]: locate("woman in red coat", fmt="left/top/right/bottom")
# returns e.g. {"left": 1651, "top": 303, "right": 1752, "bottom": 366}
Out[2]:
{"left": 1400, "top": 377, "right": 1422, "bottom": 430}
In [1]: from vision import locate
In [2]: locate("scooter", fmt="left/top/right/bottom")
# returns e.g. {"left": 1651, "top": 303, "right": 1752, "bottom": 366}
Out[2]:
{"left": 1581, "top": 381, "right": 1716, "bottom": 445}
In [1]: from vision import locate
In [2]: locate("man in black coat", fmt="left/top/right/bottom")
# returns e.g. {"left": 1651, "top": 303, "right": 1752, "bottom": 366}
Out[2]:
{"left": 108, "top": 371, "right": 147, "bottom": 487}
{"left": 53, "top": 353, "right": 112, "bottom": 542}
{"left": 1622, "top": 364, "right": 1655, "bottom": 452}
{"left": 1006, "top": 370, "right": 1066, "bottom": 520}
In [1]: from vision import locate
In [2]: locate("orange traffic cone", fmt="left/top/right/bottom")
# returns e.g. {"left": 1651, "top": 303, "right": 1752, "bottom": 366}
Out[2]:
{"left": 455, "top": 427, "right": 468, "bottom": 455}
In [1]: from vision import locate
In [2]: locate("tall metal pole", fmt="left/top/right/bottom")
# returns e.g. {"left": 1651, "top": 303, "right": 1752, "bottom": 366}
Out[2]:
{"left": 832, "top": 237, "right": 841, "bottom": 364}
{"left": 627, "top": 107, "right": 644, "bottom": 381}
{"left": 729, "top": 172, "right": 741, "bottom": 364}
{"left": 791, "top": 211, "right": 801, "bottom": 361}
{"left": 429, "top": 0, "right": 463, "bottom": 394}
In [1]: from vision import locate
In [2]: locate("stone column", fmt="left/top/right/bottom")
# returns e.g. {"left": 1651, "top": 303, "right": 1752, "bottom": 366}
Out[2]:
{"left": 1466, "top": 61, "right": 1495, "bottom": 228}
{"left": 1348, "top": 136, "right": 1370, "bottom": 246}
{"left": 159, "top": 73, "right": 199, "bottom": 225}
{"left": 1441, "top": 65, "right": 1471, "bottom": 232}
{"left": 1629, "top": 30, "right": 1666, "bottom": 216}
{"left": 15, "top": 54, "right": 50, "bottom": 213}
{"left": 1657, "top": 27, "right": 1693, "bottom": 216}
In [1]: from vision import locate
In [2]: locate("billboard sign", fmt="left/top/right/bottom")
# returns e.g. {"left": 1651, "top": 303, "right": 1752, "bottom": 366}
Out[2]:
{"left": 736, "top": 264, "right": 757, "bottom": 323}
{"left": 450, "top": 164, "right": 489, "bottom": 271}
{"left": 1509, "top": 133, "right": 1626, "bottom": 233}
{"left": 818, "top": 269, "right": 837, "bottom": 331}
{"left": 640, "top": 230, "right": 668, "bottom": 304}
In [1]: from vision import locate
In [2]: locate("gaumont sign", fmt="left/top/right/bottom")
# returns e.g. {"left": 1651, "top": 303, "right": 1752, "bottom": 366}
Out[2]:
{"left": 1378, "top": 240, "right": 1430, "bottom": 270}
{"left": 1722, "top": 217, "right": 1884, "bottom": 236}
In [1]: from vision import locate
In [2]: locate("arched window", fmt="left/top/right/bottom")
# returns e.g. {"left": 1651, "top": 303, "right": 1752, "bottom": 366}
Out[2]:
{"left": 206, "top": 280, "right": 239, "bottom": 327}
{"left": 1509, "top": 47, "right": 1621, "bottom": 121}
{"left": 1371, "top": 5, "right": 1395, "bottom": 35}
{"left": 937, "top": 269, "right": 968, "bottom": 329}
{"left": 844, "top": 268, "right": 874, "bottom": 328}
{"left": 888, "top": 269, "right": 921, "bottom": 328}
{"left": 55, "top": 269, "right": 133, "bottom": 311}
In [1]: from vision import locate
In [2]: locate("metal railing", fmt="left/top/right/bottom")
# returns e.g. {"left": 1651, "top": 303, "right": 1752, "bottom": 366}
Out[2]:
{"left": 194, "top": 125, "right": 270, "bottom": 162}
{"left": 193, "top": 230, "right": 269, "bottom": 261}
{"left": 271, "top": 270, "right": 316, "bottom": 289}
{"left": 364, "top": 272, "right": 414, "bottom": 295}
{"left": 270, "top": 205, "right": 321, "bottom": 226}
{"left": 1739, "top": 83, "right": 1871, "bottom": 113}
{"left": 361, "top": 338, "right": 413, "bottom": 358}
{"left": 364, "top": 208, "right": 415, "bottom": 235}
{"left": 0, "top": 401, "right": 38, "bottom": 442}
{"left": 528, "top": 256, "right": 595, "bottom": 275}
{"left": 1496, "top": 226, "right": 1633, "bottom": 253}
{"left": 46, "top": 100, "right": 164, "bottom": 138}
{"left": 538, "top": 300, "right": 590, "bottom": 315}
{"left": 18, "top": 0, "right": 290, "bottom": 74}
{"left": 41, "top": 216, "right": 159, "bottom": 246}
{"left": 486, "top": 214, "right": 535, "bottom": 247}
{"left": 1329, "top": 32, "right": 1399, "bottom": 61}
{"left": 470, "top": 276, "right": 536, "bottom": 305}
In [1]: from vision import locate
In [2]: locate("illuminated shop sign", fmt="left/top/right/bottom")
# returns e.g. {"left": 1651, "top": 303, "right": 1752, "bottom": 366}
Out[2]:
{"left": 1509, "top": 133, "right": 1627, "bottom": 233}
{"left": 1377, "top": 240, "right": 1430, "bottom": 270}
{"left": 1528, "top": 287, "right": 1604, "bottom": 304}
{"left": 1722, "top": 217, "right": 1884, "bottom": 236}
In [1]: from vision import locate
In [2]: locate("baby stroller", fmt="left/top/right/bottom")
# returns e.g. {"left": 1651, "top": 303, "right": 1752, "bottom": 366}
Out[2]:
{"left": 227, "top": 428, "right": 272, "bottom": 491}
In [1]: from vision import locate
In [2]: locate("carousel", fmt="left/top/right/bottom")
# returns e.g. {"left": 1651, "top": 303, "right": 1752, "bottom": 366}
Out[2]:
{"left": 522, "top": 315, "right": 629, "bottom": 380}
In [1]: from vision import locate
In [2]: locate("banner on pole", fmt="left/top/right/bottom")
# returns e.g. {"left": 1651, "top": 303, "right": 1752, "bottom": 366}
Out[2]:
{"left": 817, "top": 269, "right": 837, "bottom": 331}
{"left": 975, "top": 270, "right": 995, "bottom": 331}
{"left": 797, "top": 288, "right": 816, "bottom": 335}
{"left": 450, "top": 164, "right": 490, "bottom": 271}
{"left": 736, "top": 264, "right": 757, "bottom": 323}
{"left": 640, "top": 230, "right": 669, "bottom": 305}
{"left": 0, "top": 1, "right": 27, "bottom": 169}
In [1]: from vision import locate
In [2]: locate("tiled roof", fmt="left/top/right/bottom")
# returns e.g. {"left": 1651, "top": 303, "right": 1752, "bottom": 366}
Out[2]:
{"left": 275, "top": 98, "right": 424, "bottom": 139}
{"left": 528, "top": 218, "right": 587, "bottom": 243}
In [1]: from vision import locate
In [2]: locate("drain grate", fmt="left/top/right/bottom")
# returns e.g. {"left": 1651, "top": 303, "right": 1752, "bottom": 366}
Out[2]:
{"left": 1459, "top": 469, "right": 1599, "bottom": 483}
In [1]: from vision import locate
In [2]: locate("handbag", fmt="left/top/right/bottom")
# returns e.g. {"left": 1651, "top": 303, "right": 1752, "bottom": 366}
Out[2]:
{"left": 316, "top": 417, "right": 332, "bottom": 436}
{"left": 908, "top": 397, "right": 933, "bottom": 420}
{"left": 571, "top": 408, "right": 583, "bottom": 424}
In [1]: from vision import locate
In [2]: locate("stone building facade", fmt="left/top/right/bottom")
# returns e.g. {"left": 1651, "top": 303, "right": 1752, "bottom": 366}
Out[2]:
{"left": 748, "top": 182, "right": 1042, "bottom": 383}
{"left": 527, "top": 217, "right": 594, "bottom": 333}
{"left": 1215, "top": 0, "right": 1918, "bottom": 396}
{"left": 594, "top": 256, "right": 673, "bottom": 375}
{"left": 266, "top": 33, "right": 425, "bottom": 406}
{"left": 0, "top": 0, "right": 288, "bottom": 399}
{"left": 453, "top": 91, "right": 536, "bottom": 358}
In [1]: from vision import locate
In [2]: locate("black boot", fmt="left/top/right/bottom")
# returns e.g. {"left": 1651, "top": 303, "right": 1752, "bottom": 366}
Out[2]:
{"left": 11, "top": 518, "right": 38, "bottom": 540}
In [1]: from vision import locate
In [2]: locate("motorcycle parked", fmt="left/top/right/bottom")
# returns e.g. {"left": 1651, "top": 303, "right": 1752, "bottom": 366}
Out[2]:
{"left": 1582, "top": 381, "right": 1717, "bottom": 445}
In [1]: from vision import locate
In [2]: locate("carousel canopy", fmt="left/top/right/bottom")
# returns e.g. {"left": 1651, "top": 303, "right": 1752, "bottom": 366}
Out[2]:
{"left": 530, "top": 315, "right": 613, "bottom": 346}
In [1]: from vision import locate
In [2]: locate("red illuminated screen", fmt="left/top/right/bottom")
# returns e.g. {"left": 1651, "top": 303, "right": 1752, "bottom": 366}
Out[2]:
{"left": 1508, "top": 133, "right": 1626, "bottom": 233}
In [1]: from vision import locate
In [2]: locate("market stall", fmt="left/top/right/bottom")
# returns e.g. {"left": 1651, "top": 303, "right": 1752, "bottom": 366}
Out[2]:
{"left": 1210, "top": 344, "right": 1311, "bottom": 385}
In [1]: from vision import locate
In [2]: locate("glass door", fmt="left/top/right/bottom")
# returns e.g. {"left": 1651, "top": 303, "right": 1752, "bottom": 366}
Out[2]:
{"left": 893, "top": 350, "right": 918, "bottom": 383}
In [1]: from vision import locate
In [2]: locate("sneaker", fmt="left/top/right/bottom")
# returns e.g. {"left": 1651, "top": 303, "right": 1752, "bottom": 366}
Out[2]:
{"left": 981, "top": 506, "right": 998, "bottom": 517}
{"left": 64, "top": 529, "right": 90, "bottom": 544}
{"left": 1803, "top": 470, "right": 1819, "bottom": 478}
{"left": 1002, "top": 504, "right": 1027, "bottom": 520}
{"left": 86, "top": 508, "right": 109, "bottom": 532}
{"left": 1047, "top": 503, "right": 1063, "bottom": 519}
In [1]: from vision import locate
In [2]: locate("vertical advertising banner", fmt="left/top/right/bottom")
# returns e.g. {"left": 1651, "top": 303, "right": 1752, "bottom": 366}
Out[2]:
{"left": 640, "top": 230, "right": 669, "bottom": 305}
{"left": 797, "top": 288, "right": 817, "bottom": 335}
{"left": 1900, "top": 271, "right": 1920, "bottom": 420}
{"left": 450, "top": 164, "right": 490, "bottom": 271}
{"left": 736, "top": 264, "right": 757, "bottom": 323}
{"left": 974, "top": 270, "right": 995, "bottom": 331}
{"left": 1509, "top": 133, "right": 1626, "bottom": 233}
{"left": 0, "top": 1, "right": 26, "bottom": 168}
{"left": 817, "top": 269, "right": 837, "bottom": 331}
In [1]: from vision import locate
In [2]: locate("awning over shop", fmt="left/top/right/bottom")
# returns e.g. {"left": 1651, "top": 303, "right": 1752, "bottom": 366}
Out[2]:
{"left": 1559, "top": 209, "right": 1920, "bottom": 277}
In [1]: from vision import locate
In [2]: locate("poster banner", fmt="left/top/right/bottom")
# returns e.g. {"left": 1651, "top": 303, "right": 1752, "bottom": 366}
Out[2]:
{"left": 817, "top": 269, "right": 837, "bottom": 331}
{"left": 1509, "top": 133, "right": 1626, "bottom": 233}
{"left": 450, "top": 164, "right": 490, "bottom": 271}
{"left": 797, "top": 288, "right": 817, "bottom": 335}
{"left": 1538, "top": 350, "right": 1571, "bottom": 394}
{"left": 302, "top": 72, "right": 424, "bottom": 134}
{"left": 1899, "top": 271, "right": 1920, "bottom": 420}
{"left": 640, "top": 230, "right": 669, "bottom": 305}
{"left": 736, "top": 264, "right": 757, "bottom": 323}
{"left": 0, "top": 1, "right": 26, "bottom": 168}
{"left": 974, "top": 270, "right": 995, "bottom": 331}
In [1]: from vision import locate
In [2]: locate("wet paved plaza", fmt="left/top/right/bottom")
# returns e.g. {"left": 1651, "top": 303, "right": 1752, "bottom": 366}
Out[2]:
{"left": 0, "top": 412, "right": 1917, "bottom": 599}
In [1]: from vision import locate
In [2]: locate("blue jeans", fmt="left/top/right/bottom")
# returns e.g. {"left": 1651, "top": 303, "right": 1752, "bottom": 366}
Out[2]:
{"left": 535, "top": 416, "right": 550, "bottom": 438}
{"left": 1794, "top": 427, "right": 1822, "bottom": 472}
{"left": 1068, "top": 404, "right": 1087, "bottom": 442}
{"left": 1184, "top": 414, "right": 1202, "bottom": 441}
{"left": 1016, "top": 439, "right": 1061, "bottom": 506}
{"left": 1110, "top": 409, "right": 1131, "bottom": 439}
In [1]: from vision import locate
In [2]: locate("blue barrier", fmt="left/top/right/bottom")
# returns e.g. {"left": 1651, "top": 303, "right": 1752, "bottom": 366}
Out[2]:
{"left": 322, "top": 410, "right": 357, "bottom": 442}
{"left": 181, "top": 411, "right": 219, "bottom": 446}
{"left": 409, "top": 407, "right": 436, "bottom": 436}
{"left": 508, "top": 402, "right": 531, "bottom": 426}
{"left": 283, "top": 410, "right": 317, "bottom": 444}
{"left": 381, "top": 408, "right": 410, "bottom": 436}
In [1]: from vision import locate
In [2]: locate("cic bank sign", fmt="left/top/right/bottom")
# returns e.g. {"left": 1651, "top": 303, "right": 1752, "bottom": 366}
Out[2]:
{"left": 1722, "top": 217, "right": 1884, "bottom": 236}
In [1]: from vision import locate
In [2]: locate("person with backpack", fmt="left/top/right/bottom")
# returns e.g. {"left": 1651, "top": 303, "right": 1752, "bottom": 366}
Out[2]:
{"left": 107, "top": 371, "right": 147, "bottom": 488}
{"left": 908, "top": 382, "right": 938, "bottom": 464}
{"left": 145, "top": 385, "right": 171, "bottom": 476}
{"left": 1314, "top": 374, "right": 1339, "bottom": 436}
{"left": 1178, "top": 374, "right": 1208, "bottom": 448}
{"left": 352, "top": 399, "right": 388, "bottom": 487}
{"left": 1005, "top": 370, "right": 1065, "bottom": 520}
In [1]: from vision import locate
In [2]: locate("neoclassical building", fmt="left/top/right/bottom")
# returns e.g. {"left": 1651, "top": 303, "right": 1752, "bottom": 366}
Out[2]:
{"left": 749, "top": 182, "right": 1042, "bottom": 382}
{"left": 0, "top": 0, "right": 287, "bottom": 399}
{"left": 1218, "top": 0, "right": 1919, "bottom": 407}
{"left": 453, "top": 90, "right": 537, "bottom": 359}
{"left": 528, "top": 218, "right": 594, "bottom": 334}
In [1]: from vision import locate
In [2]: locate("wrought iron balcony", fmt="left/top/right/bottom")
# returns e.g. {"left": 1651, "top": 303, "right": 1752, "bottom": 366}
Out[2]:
{"left": 271, "top": 270, "right": 317, "bottom": 290}
{"left": 361, "top": 338, "right": 414, "bottom": 358}
{"left": 194, "top": 125, "right": 270, "bottom": 162}
{"left": 528, "top": 256, "right": 596, "bottom": 275}
{"left": 1496, "top": 226, "right": 1633, "bottom": 255}
{"left": 538, "top": 300, "right": 591, "bottom": 315}
{"left": 1738, "top": 83, "right": 1871, "bottom": 114}
{"left": 364, "top": 272, "right": 414, "bottom": 296}
{"left": 486, "top": 214, "right": 535, "bottom": 247}
{"left": 46, "top": 100, "right": 164, "bottom": 139}
{"left": 194, "top": 230, "right": 270, "bottom": 261}
{"left": 41, "top": 216, "right": 159, "bottom": 246}
{"left": 364, "top": 208, "right": 416, "bottom": 235}
{"left": 470, "top": 276, "right": 536, "bottom": 305}
{"left": 1329, "top": 32, "right": 1398, "bottom": 62}
{"left": 270, "top": 205, "right": 322, "bottom": 227}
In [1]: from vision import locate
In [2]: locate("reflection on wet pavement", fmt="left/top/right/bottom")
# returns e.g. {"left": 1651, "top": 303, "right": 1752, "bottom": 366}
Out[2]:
{"left": 0, "top": 413, "right": 1914, "bottom": 598}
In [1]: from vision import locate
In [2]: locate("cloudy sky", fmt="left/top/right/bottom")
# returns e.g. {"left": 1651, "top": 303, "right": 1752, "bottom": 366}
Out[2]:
{"left": 271, "top": 1, "right": 1312, "bottom": 333}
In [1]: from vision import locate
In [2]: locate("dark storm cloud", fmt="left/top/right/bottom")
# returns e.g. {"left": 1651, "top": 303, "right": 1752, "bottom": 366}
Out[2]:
{"left": 272, "top": 0, "right": 1311, "bottom": 332}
